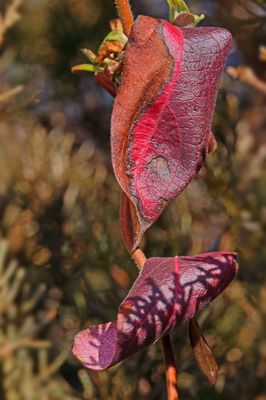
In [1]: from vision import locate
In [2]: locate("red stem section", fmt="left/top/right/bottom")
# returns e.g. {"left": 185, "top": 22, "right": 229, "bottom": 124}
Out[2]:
{"left": 132, "top": 248, "right": 179, "bottom": 400}
{"left": 131, "top": 248, "right": 147, "bottom": 270}
{"left": 161, "top": 335, "right": 179, "bottom": 400}
{"left": 114, "top": 0, "right": 134, "bottom": 36}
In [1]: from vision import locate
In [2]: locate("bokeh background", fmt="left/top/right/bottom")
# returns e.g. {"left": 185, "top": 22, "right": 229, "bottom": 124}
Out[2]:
{"left": 0, "top": 0, "right": 266, "bottom": 399}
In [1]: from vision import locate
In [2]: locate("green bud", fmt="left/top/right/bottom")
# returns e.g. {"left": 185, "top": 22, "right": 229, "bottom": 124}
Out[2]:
{"left": 71, "top": 64, "right": 103, "bottom": 74}
{"left": 166, "top": 0, "right": 205, "bottom": 26}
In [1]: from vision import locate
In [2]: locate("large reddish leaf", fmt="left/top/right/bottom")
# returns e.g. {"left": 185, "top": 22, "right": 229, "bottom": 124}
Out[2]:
{"left": 72, "top": 252, "right": 238, "bottom": 370}
{"left": 111, "top": 16, "right": 232, "bottom": 251}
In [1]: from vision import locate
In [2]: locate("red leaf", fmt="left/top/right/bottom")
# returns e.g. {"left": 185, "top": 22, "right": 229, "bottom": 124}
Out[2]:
{"left": 189, "top": 317, "right": 218, "bottom": 385}
{"left": 111, "top": 16, "right": 232, "bottom": 251}
{"left": 72, "top": 252, "right": 238, "bottom": 370}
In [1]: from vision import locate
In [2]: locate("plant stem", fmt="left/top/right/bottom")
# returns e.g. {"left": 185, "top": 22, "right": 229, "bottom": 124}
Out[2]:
{"left": 227, "top": 66, "right": 266, "bottom": 95}
{"left": 131, "top": 248, "right": 147, "bottom": 270}
{"left": 132, "top": 248, "right": 179, "bottom": 400}
{"left": 94, "top": 36, "right": 179, "bottom": 399}
{"left": 114, "top": 0, "right": 134, "bottom": 36}
{"left": 161, "top": 335, "right": 179, "bottom": 400}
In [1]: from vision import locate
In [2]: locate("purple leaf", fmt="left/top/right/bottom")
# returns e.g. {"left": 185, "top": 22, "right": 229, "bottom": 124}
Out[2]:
{"left": 111, "top": 16, "right": 233, "bottom": 251}
{"left": 72, "top": 252, "right": 238, "bottom": 370}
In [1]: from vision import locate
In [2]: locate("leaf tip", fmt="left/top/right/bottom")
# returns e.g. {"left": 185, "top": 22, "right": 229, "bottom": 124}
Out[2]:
{"left": 71, "top": 64, "right": 98, "bottom": 74}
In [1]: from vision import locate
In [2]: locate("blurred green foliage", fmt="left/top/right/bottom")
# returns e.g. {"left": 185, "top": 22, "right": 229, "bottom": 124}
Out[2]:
{"left": 0, "top": 0, "right": 266, "bottom": 399}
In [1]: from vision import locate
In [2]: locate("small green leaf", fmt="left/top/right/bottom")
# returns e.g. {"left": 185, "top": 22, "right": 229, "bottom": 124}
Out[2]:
{"left": 81, "top": 48, "right": 97, "bottom": 63}
{"left": 71, "top": 64, "right": 103, "bottom": 74}
{"left": 173, "top": 12, "right": 205, "bottom": 27}
{"left": 99, "top": 31, "right": 128, "bottom": 51}
{"left": 167, "top": 0, "right": 189, "bottom": 13}
{"left": 166, "top": 0, "right": 205, "bottom": 26}
{"left": 167, "top": 0, "right": 189, "bottom": 21}
{"left": 106, "top": 31, "right": 127, "bottom": 43}
{"left": 193, "top": 14, "right": 205, "bottom": 25}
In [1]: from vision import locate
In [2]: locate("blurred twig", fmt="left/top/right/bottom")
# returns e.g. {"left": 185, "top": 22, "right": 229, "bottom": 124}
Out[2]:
{"left": 259, "top": 45, "right": 266, "bottom": 61}
{"left": 234, "top": 0, "right": 266, "bottom": 18}
{"left": 227, "top": 66, "right": 266, "bottom": 95}
{"left": 0, "top": 85, "right": 23, "bottom": 103}
{"left": 0, "top": 0, "right": 23, "bottom": 46}
{"left": 0, "top": 339, "right": 51, "bottom": 358}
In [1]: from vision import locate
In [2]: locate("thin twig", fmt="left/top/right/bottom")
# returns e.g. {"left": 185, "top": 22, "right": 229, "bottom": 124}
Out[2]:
{"left": 0, "top": 0, "right": 23, "bottom": 45}
{"left": 131, "top": 248, "right": 147, "bottom": 270}
{"left": 227, "top": 66, "right": 266, "bottom": 95}
{"left": 132, "top": 248, "right": 179, "bottom": 400}
{"left": 0, "top": 339, "right": 51, "bottom": 357}
{"left": 114, "top": 0, "right": 134, "bottom": 36}
{"left": 35, "top": 350, "right": 69, "bottom": 383}
{"left": 0, "top": 85, "right": 23, "bottom": 103}
{"left": 161, "top": 335, "right": 179, "bottom": 400}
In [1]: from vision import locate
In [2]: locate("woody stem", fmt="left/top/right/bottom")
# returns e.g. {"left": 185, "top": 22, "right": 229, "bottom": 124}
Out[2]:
{"left": 161, "top": 335, "right": 179, "bottom": 400}
{"left": 131, "top": 248, "right": 147, "bottom": 270}
{"left": 114, "top": 0, "right": 134, "bottom": 36}
{"left": 132, "top": 248, "right": 179, "bottom": 400}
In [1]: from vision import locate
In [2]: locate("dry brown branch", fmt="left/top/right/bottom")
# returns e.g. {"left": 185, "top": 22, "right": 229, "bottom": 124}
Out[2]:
{"left": 0, "top": 85, "right": 24, "bottom": 103}
{"left": 227, "top": 66, "right": 266, "bottom": 95}
{"left": 0, "top": 339, "right": 51, "bottom": 357}
{"left": 259, "top": 46, "right": 266, "bottom": 61}
{"left": 0, "top": 0, "right": 22, "bottom": 45}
